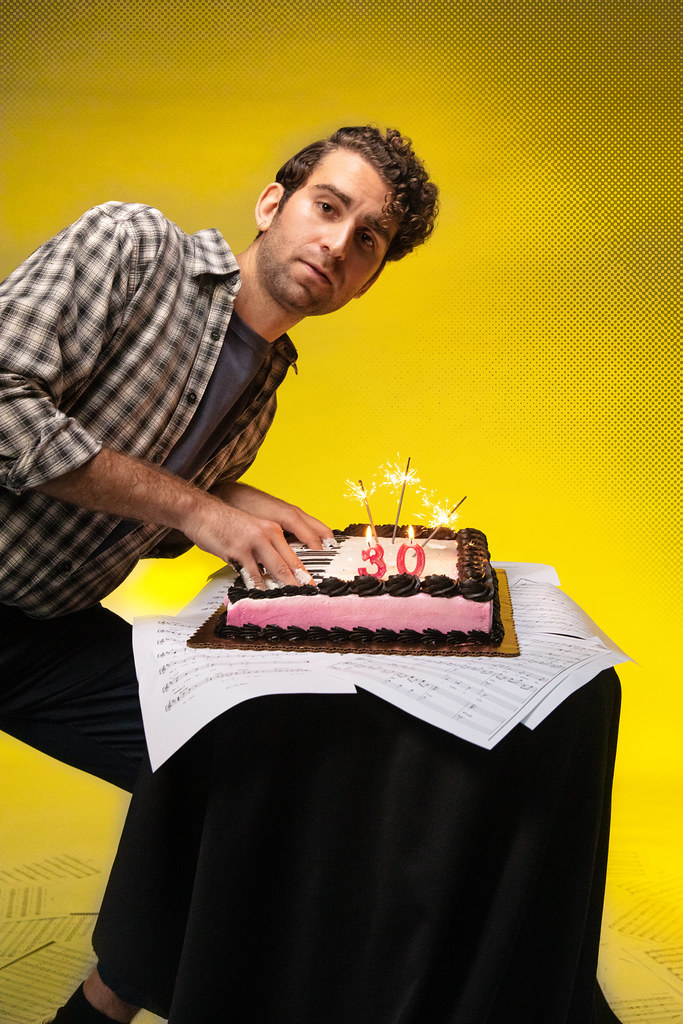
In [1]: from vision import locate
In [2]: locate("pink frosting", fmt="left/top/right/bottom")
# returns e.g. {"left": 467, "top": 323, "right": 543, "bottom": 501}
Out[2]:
{"left": 226, "top": 592, "right": 492, "bottom": 634}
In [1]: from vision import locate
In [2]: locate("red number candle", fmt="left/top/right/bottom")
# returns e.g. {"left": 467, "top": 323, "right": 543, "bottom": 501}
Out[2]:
{"left": 396, "top": 526, "right": 426, "bottom": 576}
{"left": 358, "top": 527, "right": 387, "bottom": 579}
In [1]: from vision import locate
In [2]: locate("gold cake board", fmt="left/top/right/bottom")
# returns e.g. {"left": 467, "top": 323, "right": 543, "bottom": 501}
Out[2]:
{"left": 187, "top": 570, "right": 520, "bottom": 658}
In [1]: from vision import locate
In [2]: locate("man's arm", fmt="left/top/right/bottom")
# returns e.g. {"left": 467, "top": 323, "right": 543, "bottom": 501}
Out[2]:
{"left": 34, "top": 448, "right": 326, "bottom": 587}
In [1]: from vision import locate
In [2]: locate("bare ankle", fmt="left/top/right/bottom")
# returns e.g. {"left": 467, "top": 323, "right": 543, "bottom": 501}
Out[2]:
{"left": 83, "top": 968, "right": 140, "bottom": 1023}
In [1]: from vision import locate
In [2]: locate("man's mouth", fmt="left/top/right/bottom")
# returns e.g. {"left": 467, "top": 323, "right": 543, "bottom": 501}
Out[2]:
{"left": 301, "top": 260, "right": 332, "bottom": 285}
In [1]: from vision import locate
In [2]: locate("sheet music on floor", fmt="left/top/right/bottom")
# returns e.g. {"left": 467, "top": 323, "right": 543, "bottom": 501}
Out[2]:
{"left": 134, "top": 562, "right": 630, "bottom": 769}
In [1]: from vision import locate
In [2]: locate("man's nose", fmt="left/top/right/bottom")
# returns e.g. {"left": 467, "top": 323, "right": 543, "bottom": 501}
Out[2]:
{"left": 322, "top": 221, "right": 354, "bottom": 260}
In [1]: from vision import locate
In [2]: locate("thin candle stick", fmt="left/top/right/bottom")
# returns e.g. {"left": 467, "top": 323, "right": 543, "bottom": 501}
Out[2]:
{"left": 359, "top": 479, "right": 378, "bottom": 541}
{"left": 420, "top": 496, "right": 467, "bottom": 548}
{"left": 391, "top": 456, "right": 411, "bottom": 544}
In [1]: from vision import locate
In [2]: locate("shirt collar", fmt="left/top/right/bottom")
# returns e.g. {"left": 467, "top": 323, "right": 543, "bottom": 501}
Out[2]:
{"left": 188, "top": 228, "right": 298, "bottom": 368}
{"left": 188, "top": 227, "right": 241, "bottom": 279}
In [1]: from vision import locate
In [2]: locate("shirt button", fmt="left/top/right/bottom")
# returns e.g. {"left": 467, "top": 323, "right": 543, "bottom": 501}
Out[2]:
{"left": 187, "top": 391, "right": 198, "bottom": 404}
{"left": 210, "top": 329, "right": 220, "bottom": 341}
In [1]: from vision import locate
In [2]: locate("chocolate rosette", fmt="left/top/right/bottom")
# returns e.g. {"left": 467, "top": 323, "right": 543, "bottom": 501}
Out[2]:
{"left": 238, "top": 623, "right": 264, "bottom": 641}
{"left": 305, "top": 626, "right": 329, "bottom": 644}
{"left": 397, "top": 629, "right": 423, "bottom": 645}
{"left": 350, "top": 626, "right": 375, "bottom": 644}
{"left": 421, "top": 628, "right": 447, "bottom": 646}
{"left": 444, "top": 630, "right": 469, "bottom": 645}
{"left": 318, "top": 576, "right": 352, "bottom": 597}
{"left": 384, "top": 573, "right": 422, "bottom": 597}
{"left": 420, "top": 574, "right": 460, "bottom": 598}
{"left": 283, "top": 626, "right": 308, "bottom": 644}
{"left": 262, "top": 626, "right": 286, "bottom": 644}
{"left": 279, "top": 584, "right": 313, "bottom": 598}
{"left": 459, "top": 576, "right": 493, "bottom": 601}
{"left": 214, "top": 612, "right": 242, "bottom": 640}
{"left": 349, "top": 575, "right": 386, "bottom": 597}
{"left": 328, "top": 626, "right": 351, "bottom": 643}
{"left": 342, "top": 523, "right": 458, "bottom": 540}
{"left": 374, "top": 628, "right": 399, "bottom": 645}
{"left": 456, "top": 529, "right": 495, "bottom": 602}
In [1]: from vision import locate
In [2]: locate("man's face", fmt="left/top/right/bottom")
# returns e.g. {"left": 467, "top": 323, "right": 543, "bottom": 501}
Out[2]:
{"left": 254, "top": 149, "right": 398, "bottom": 317}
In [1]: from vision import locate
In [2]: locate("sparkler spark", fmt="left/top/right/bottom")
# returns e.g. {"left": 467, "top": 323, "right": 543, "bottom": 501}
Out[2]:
{"left": 380, "top": 456, "right": 421, "bottom": 492}
{"left": 343, "top": 478, "right": 376, "bottom": 504}
{"left": 343, "top": 477, "right": 378, "bottom": 539}
{"left": 416, "top": 491, "right": 463, "bottom": 530}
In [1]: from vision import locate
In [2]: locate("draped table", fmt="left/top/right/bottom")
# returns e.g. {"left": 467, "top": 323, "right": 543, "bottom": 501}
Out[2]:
{"left": 92, "top": 667, "right": 622, "bottom": 1024}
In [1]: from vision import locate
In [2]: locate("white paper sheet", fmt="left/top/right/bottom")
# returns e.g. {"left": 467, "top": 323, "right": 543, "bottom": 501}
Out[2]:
{"left": 134, "top": 563, "right": 630, "bottom": 768}
{"left": 490, "top": 561, "right": 561, "bottom": 587}
{"left": 499, "top": 570, "right": 631, "bottom": 727}
{"left": 327, "top": 634, "right": 624, "bottom": 749}
{"left": 135, "top": 573, "right": 355, "bottom": 771}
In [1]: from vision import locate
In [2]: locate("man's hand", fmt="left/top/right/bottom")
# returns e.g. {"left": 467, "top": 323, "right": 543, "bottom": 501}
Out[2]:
{"left": 212, "top": 481, "right": 334, "bottom": 550}
{"left": 33, "top": 448, "right": 321, "bottom": 588}
{"left": 184, "top": 496, "right": 317, "bottom": 589}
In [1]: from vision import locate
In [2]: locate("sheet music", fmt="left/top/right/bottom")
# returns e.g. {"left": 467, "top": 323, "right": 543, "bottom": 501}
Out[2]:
{"left": 0, "top": 916, "right": 97, "bottom": 963}
{"left": 504, "top": 576, "right": 630, "bottom": 657}
{"left": 472, "top": 561, "right": 560, "bottom": 587}
{"left": 134, "top": 563, "right": 630, "bottom": 769}
{"left": 135, "top": 572, "right": 355, "bottom": 770}
{"left": 597, "top": 860, "right": 683, "bottom": 1020}
{"left": 0, "top": 943, "right": 96, "bottom": 1024}
{"left": 327, "top": 635, "right": 623, "bottom": 749}
{"left": 0, "top": 855, "right": 100, "bottom": 1024}
{"left": 0, "top": 850, "right": 164, "bottom": 1024}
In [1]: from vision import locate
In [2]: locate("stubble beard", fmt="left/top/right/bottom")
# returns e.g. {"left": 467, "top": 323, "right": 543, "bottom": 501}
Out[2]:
{"left": 254, "top": 227, "right": 342, "bottom": 318}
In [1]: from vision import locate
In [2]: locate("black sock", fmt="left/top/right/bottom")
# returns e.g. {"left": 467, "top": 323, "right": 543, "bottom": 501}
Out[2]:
{"left": 52, "top": 983, "right": 127, "bottom": 1024}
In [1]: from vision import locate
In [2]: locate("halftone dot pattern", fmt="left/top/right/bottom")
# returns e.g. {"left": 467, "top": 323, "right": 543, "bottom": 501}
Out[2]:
{"left": 1, "top": 2, "right": 681, "bottom": 763}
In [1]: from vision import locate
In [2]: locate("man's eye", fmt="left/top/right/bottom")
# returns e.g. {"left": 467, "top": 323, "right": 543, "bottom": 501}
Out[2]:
{"left": 359, "top": 231, "right": 375, "bottom": 248}
{"left": 319, "top": 202, "right": 334, "bottom": 214}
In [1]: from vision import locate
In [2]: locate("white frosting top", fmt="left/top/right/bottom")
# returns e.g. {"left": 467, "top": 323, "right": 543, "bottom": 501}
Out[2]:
{"left": 293, "top": 535, "right": 461, "bottom": 584}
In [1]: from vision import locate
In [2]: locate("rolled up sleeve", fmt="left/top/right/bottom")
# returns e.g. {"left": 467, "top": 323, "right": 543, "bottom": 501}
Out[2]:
{"left": 0, "top": 381, "right": 101, "bottom": 493}
{"left": 0, "top": 205, "right": 131, "bottom": 492}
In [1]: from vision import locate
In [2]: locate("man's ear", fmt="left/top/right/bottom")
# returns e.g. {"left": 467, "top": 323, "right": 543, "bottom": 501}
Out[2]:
{"left": 254, "top": 182, "right": 285, "bottom": 232}
{"left": 354, "top": 262, "right": 385, "bottom": 299}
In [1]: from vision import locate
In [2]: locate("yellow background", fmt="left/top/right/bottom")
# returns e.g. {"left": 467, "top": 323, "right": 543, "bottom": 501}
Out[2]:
{"left": 1, "top": 0, "right": 680, "bottom": 957}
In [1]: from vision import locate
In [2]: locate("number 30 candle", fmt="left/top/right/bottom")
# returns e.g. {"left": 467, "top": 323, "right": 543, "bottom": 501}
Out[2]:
{"left": 358, "top": 527, "right": 387, "bottom": 579}
{"left": 396, "top": 526, "right": 426, "bottom": 576}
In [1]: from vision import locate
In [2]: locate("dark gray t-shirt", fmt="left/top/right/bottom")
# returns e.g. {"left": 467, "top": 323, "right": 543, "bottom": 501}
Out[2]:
{"left": 94, "top": 310, "right": 274, "bottom": 555}
{"left": 164, "top": 309, "right": 271, "bottom": 479}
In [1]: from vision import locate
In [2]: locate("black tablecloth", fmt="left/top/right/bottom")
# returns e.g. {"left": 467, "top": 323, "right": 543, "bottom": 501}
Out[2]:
{"left": 93, "top": 669, "right": 622, "bottom": 1024}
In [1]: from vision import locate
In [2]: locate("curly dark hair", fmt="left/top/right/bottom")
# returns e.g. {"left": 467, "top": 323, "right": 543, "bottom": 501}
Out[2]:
{"left": 274, "top": 125, "right": 439, "bottom": 262}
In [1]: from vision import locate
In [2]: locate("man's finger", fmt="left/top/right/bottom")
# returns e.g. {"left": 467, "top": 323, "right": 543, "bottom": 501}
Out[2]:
{"left": 238, "top": 559, "right": 266, "bottom": 590}
{"left": 260, "top": 533, "right": 316, "bottom": 587}
{"left": 284, "top": 514, "right": 336, "bottom": 552}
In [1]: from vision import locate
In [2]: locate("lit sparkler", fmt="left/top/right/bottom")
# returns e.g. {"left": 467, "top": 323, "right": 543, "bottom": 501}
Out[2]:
{"left": 344, "top": 477, "right": 378, "bottom": 540}
{"left": 418, "top": 494, "right": 467, "bottom": 548}
{"left": 379, "top": 454, "right": 421, "bottom": 545}
{"left": 381, "top": 456, "right": 418, "bottom": 544}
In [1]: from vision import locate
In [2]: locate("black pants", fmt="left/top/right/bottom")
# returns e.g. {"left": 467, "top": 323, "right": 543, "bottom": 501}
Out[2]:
{"left": 0, "top": 603, "right": 146, "bottom": 792}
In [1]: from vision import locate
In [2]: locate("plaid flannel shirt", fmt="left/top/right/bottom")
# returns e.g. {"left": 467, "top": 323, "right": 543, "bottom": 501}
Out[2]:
{"left": 0, "top": 202, "right": 297, "bottom": 617}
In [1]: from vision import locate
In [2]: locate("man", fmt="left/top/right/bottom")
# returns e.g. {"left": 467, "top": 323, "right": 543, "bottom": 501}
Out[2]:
{"left": 9, "top": 130, "right": 622, "bottom": 1024}
{"left": 0, "top": 125, "right": 439, "bottom": 791}
{"left": 1, "top": 126, "right": 439, "bottom": 1023}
